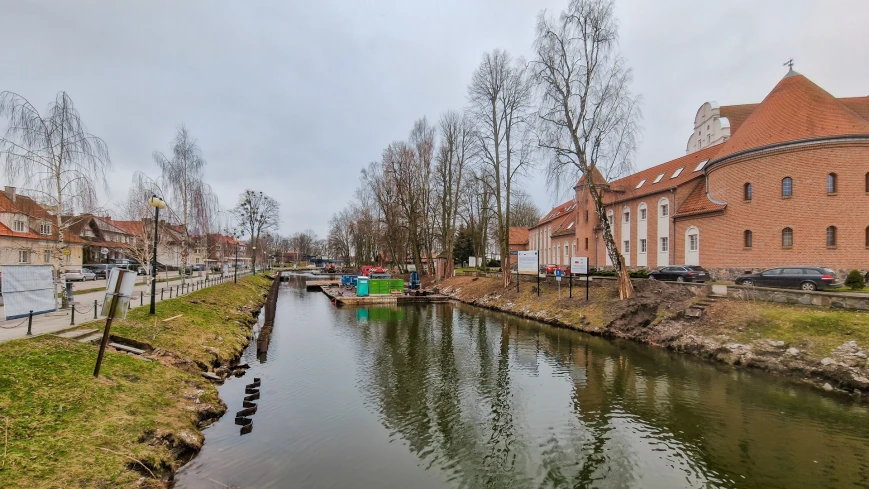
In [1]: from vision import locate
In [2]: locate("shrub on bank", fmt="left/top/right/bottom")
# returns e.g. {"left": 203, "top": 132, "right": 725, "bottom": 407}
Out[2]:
{"left": 845, "top": 270, "right": 866, "bottom": 290}
{"left": 589, "top": 268, "right": 649, "bottom": 278}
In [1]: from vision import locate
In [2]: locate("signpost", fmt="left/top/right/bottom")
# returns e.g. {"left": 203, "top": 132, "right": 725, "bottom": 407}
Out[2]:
{"left": 94, "top": 268, "right": 136, "bottom": 377}
{"left": 571, "top": 256, "right": 590, "bottom": 301}
{"left": 555, "top": 268, "right": 562, "bottom": 298}
{"left": 516, "top": 250, "right": 538, "bottom": 295}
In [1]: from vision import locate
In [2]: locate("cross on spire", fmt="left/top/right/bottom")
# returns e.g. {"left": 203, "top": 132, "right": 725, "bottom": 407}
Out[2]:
{"left": 783, "top": 58, "right": 794, "bottom": 71}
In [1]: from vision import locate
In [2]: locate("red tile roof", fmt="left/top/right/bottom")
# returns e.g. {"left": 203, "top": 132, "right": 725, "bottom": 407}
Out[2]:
{"left": 711, "top": 73, "right": 869, "bottom": 161}
{"left": 720, "top": 103, "right": 758, "bottom": 134}
{"left": 839, "top": 96, "right": 869, "bottom": 122}
{"left": 105, "top": 219, "right": 142, "bottom": 236}
{"left": 534, "top": 199, "right": 576, "bottom": 227}
{"left": 508, "top": 227, "right": 529, "bottom": 246}
{"left": 674, "top": 180, "right": 726, "bottom": 217}
{"left": 0, "top": 221, "right": 43, "bottom": 239}
{"left": 551, "top": 210, "right": 577, "bottom": 237}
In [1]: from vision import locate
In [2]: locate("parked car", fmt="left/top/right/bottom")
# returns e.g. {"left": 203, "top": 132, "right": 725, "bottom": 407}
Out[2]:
{"left": 541, "top": 264, "right": 563, "bottom": 274}
{"left": 735, "top": 267, "right": 840, "bottom": 291}
{"left": 648, "top": 265, "right": 710, "bottom": 283}
{"left": 84, "top": 264, "right": 116, "bottom": 279}
{"left": 192, "top": 264, "right": 206, "bottom": 272}
{"left": 64, "top": 268, "right": 96, "bottom": 281}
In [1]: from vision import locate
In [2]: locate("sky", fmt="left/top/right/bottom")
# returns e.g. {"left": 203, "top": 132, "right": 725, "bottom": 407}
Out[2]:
{"left": 1, "top": 0, "right": 867, "bottom": 238}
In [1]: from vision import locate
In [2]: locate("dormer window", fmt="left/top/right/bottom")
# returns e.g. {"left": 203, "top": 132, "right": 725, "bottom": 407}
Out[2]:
{"left": 671, "top": 167, "right": 684, "bottom": 179}
{"left": 653, "top": 173, "right": 665, "bottom": 184}
{"left": 693, "top": 160, "right": 708, "bottom": 172}
{"left": 13, "top": 219, "right": 26, "bottom": 233}
{"left": 635, "top": 179, "right": 646, "bottom": 189}
{"left": 40, "top": 222, "right": 51, "bottom": 235}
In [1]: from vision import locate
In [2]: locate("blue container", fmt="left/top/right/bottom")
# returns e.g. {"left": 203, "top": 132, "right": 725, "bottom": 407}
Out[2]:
{"left": 341, "top": 275, "right": 357, "bottom": 287}
{"left": 356, "top": 276, "right": 369, "bottom": 297}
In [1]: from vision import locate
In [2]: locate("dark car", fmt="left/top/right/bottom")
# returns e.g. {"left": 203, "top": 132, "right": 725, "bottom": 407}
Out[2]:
{"left": 648, "top": 265, "right": 709, "bottom": 283}
{"left": 192, "top": 264, "right": 206, "bottom": 272}
{"left": 735, "top": 267, "right": 839, "bottom": 291}
{"left": 84, "top": 264, "right": 116, "bottom": 279}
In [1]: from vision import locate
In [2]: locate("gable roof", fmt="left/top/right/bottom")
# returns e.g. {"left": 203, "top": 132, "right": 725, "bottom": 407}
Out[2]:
{"left": 674, "top": 180, "right": 726, "bottom": 217}
{"left": 534, "top": 199, "right": 576, "bottom": 228}
{"left": 711, "top": 72, "right": 869, "bottom": 161}
{"left": 508, "top": 227, "right": 529, "bottom": 246}
{"left": 110, "top": 220, "right": 143, "bottom": 236}
{"left": 550, "top": 209, "right": 577, "bottom": 237}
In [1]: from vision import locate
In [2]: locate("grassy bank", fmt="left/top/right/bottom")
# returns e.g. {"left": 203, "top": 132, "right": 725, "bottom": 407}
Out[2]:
{"left": 0, "top": 336, "right": 221, "bottom": 488}
{"left": 440, "top": 275, "right": 869, "bottom": 394}
{"left": 0, "top": 275, "right": 272, "bottom": 488}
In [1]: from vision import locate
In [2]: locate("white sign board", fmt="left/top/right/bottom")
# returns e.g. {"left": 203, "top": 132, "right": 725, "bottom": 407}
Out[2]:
{"left": 517, "top": 250, "right": 538, "bottom": 275}
{"left": 468, "top": 256, "right": 477, "bottom": 268}
{"left": 2, "top": 265, "right": 57, "bottom": 320}
{"left": 571, "top": 256, "right": 589, "bottom": 275}
{"left": 101, "top": 268, "right": 137, "bottom": 319}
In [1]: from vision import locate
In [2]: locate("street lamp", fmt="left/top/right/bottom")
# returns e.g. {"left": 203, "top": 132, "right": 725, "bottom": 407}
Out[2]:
{"left": 148, "top": 195, "right": 167, "bottom": 315}
{"left": 252, "top": 245, "right": 257, "bottom": 276}
{"left": 234, "top": 236, "right": 240, "bottom": 284}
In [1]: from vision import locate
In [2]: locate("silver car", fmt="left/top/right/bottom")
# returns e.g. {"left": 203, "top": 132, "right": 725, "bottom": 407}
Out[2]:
{"left": 65, "top": 268, "right": 96, "bottom": 281}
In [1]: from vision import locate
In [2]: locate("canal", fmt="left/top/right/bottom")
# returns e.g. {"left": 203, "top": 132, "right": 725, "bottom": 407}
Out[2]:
{"left": 175, "top": 278, "right": 869, "bottom": 489}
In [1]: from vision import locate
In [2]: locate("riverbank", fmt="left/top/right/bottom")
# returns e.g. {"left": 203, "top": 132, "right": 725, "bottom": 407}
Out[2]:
{"left": 439, "top": 275, "right": 869, "bottom": 396}
{"left": 0, "top": 275, "right": 272, "bottom": 488}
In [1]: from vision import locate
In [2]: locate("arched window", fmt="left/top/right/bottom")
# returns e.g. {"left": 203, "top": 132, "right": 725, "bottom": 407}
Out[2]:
{"left": 827, "top": 173, "right": 837, "bottom": 194}
{"left": 744, "top": 183, "right": 752, "bottom": 201}
{"left": 826, "top": 226, "right": 837, "bottom": 247}
{"left": 744, "top": 230, "right": 753, "bottom": 248}
{"left": 782, "top": 177, "right": 793, "bottom": 197}
{"left": 782, "top": 227, "right": 793, "bottom": 247}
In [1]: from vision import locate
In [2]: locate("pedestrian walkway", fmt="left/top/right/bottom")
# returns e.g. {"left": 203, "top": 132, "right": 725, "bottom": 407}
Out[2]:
{"left": 0, "top": 271, "right": 253, "bottom": 343}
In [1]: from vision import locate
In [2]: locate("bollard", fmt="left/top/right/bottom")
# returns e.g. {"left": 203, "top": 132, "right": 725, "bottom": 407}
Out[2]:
{"left": 70, "top": 306, "right": 75, "bottom": 326}
{"left": 140, "top": 291, "right": 144, "bottom": 306}
{"left": 169, "top": 287, "right": 173, "bottom": 298}
{"left": 94, "top": 300, "right": 98, "bottom": 319}
{"left": 26, "top": 310, "right": 33, "bottom": 336}
{"left": 161, "top": 288, "right": 164, "bottom": 300}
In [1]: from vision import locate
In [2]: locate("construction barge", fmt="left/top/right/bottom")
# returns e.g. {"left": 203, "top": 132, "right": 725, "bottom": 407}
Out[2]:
{"left": 320, "top": 285, "right": 451, "bottom": 306}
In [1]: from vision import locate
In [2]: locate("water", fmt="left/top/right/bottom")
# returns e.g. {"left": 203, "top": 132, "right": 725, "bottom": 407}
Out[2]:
{"left": 175, "top": 278, "right": 869, "bottom": 489}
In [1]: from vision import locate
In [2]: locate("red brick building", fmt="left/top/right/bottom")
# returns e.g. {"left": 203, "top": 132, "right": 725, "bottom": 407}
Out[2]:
{"left": 528, "top": 200, "right": 578, "bottom": 268}
{"left": 562, "top": 69, "right": 869, "bottom": 278}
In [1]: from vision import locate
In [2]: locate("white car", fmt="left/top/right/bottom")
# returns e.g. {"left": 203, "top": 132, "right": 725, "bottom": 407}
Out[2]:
{"left": 65, "top": 268, "right": 96, "bottom": 281}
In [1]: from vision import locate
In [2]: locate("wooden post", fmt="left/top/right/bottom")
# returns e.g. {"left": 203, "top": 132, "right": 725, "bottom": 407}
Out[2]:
{"left": 93, "top": 270, "right": 126, "bottom": 377}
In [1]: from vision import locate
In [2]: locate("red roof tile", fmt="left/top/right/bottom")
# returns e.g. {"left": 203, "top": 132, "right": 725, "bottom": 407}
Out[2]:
{"left": 508, "top": 227, "right": 529, "bottom": 246}
{"left": 551, "top": 210, "right": 577, "bottom": 237}
{"left": 839, "top": 96, "right": 869, "bottom": 122}
{"left": 712, "top": 73, "right": 869, "bottom": 161}
{"left": 674, "top": 180, "right": 726, "bottom": 217}
{"left": 603, "top": 145, "right": 720, "bottom": 204}
{"left": 0, "top": 221, "right": 43, "bottom": 239}
{"left": 534, "top": 199, "right": 576, "bottom": 227}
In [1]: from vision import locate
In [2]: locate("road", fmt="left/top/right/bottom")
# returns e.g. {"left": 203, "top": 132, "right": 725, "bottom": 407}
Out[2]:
{"left": 0, "top": 271, "right": 253, "bottom": 343}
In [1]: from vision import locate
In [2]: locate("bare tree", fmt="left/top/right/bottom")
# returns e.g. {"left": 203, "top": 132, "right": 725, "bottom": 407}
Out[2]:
{"left": 362, "top": 160, "right": 405, "bottom": 272}
{"left": 509, "top": 190, "right": 542, "bottom": 227}
{"left": 434, "top": 110, "right": 473, "bottom": 278}
{"left": 468, "top": 50, "right": 534, "bottom": 286}
{"left": 120, "top": 178, "right": 164, "bottom": 286}
{"left": 152, "top": 125, "right": 212, "bottom": 283}
{"left": 533, "top": 0, "right": 641, "bottom": 298}
{"left": 0, "top": 91, "right": 112, "bottom": 305}
{"left": 233, "top": 189, "right": 280, "bottom": 274}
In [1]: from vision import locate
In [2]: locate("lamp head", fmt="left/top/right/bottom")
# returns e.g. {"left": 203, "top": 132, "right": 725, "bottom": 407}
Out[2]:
{"left": 148, "top": 195, "right": 167, "bottom": 209}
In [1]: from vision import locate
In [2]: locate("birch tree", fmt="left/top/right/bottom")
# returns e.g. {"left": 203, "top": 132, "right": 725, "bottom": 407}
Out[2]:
{"left": 233, "top": 190, "right": 280, "bottom": 274}
{"left": 153, "top": 125, "right": 211, "bottom": 284}
{"left": 0, "top": 91, "right": 112, "bottom": 305}
{"left": 468, "top": 50, "right": 534, "bottom": 287}
{"left": 533, "top": 0, "right": 641, "bottom": 298}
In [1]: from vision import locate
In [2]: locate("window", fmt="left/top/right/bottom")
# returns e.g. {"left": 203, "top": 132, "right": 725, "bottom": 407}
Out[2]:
{"left": 744, "top": 183, "right": 752, "bottom": 201}
{"left": 566, "top": 221, "right": 574, "bottom": 229}
{"left": 572, "top": 243, "right": 576, "bottom": 255}
{"left": 827, "top": 173, "right": 837, "bottom": 194}
{"left": 640, "top": 207, "right": 647, "bottom": 221}
{"left": 782, "top": 177, "right": 793, "bottom": 197}
{"left": 782, "top": 227, "right": 793, "bottom": 247}
{"left": 585, "top": 237, "right": 589, "bottom": 250}
{"left": 660, "top": 203, "right": 669, "bottom": 217}
{"left": 693, "top": 160, "right": 708, "bottom": 172}
{"left": 43, "top": 249, "right": 51, "bottom": 263}
{"left": 40, "top": 222, "right": 51, "bottom": 235}
{"left": 744, "top": 230, "right": 752, "bottom": 248}
{"left": 640, "top": 239, "right": 647, "bottom": 253}
{"left": 707, "top": 134, "right": 711, "bottom": 143}
{"left": 584, "top": 210, "right": 589, "bottom": 223}
{"left": 13, "top": 220, "right": 26, "bottom": 232}
{"left": 653, "top": 173, "right": 665, "bottom": 184}
{"left": 826, "top": 226, "right": 837, "bottom": 247}
{"left": 688, "top": 233, "right": 698, "bottom": 252}
{"left": 18, "top": 250, "right": 29, "bottom": 263}
{"left": 866, "top": 172, "right": 869, "bottom": 193}
{"left": 671, "top": 167, "right": 684, "bottom": 179}
{"left": 624, "top": 210, "right": 630, "bottom": 223}
{"left": 623, "top": 240, "right": 630, "bottom": 253}
{"left": 635, "top": 179, "right": 646, "bottom": 189}
{"left": 660, "top": 237, "right": 669, "bottom": 252}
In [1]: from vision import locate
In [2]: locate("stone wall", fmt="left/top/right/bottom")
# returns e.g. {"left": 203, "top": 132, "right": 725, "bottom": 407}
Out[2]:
{"left": 714, "top": 284, "right": 869, "bottom": 310}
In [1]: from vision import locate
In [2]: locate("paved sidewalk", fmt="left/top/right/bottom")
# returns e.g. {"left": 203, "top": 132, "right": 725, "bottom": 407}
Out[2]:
{"left": 0, "top": 271, "right": 253, "bottom": 342}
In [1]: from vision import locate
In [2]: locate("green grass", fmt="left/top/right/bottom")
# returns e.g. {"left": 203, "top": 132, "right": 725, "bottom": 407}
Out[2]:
{"left": 720, "top": 301, "right": 869, "bottom": 357}
{"left": 0, "top": 336, "right": 222, "bottom": 488}
{"left": 103, "top": 275, "right": 271, "bottom": 368}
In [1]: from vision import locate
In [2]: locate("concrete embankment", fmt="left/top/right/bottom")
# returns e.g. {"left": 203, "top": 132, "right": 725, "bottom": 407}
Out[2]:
{"left": 439, "top": 275, "right": 869, "bottom": 397}
{"left": 0, "top": 274, "right": 273, "bottom": 489}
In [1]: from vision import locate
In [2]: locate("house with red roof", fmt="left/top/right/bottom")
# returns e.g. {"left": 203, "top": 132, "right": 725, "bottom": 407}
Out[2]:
{"left": 0, "top": 186, "right": 85, "bottom": 269}
{"left": 569, "top": 68, "right": 869, "bottom": 279}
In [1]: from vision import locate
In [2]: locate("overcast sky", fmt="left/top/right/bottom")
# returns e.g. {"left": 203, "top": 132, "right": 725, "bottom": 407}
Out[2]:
{"left": 1, "top": 0, "right": 867, "bottom": 237}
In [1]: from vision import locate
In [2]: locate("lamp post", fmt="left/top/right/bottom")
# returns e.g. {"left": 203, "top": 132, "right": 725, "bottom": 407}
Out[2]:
{"left": 148, "top": 195, "right": 167, "bottom": 315}
{"left": 234, "top": 237, "right": 239, "bottom": 284}
{"left": 252, "top": 245, "right": 257, "bottom": 276}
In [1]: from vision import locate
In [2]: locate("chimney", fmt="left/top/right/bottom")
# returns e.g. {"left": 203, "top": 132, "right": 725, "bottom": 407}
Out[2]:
{"left": 3, "top": 186, "right": 15, "bottom": 203}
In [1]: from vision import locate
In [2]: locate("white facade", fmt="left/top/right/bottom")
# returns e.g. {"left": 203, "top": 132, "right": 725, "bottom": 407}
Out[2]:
{"left": 636, "top": 202, "right": 648, "bottom": 267}
{"left": 657, "top": 197, "right": 670, "bottom": 267}
{"left": 621, "top": 206, "right": 631, "bottom": 266}
{"left": 686, "top": 101, "right": 732, "bottom": 154}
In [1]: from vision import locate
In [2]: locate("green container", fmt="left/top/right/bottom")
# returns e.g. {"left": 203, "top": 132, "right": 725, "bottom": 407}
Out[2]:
{"left": 357, "top": 276, "right": 369, "bottom": 297}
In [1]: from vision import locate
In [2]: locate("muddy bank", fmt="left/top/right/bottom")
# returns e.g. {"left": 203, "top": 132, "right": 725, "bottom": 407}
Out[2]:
{"left": 439, "top": 275, "right": 869, "bottom": 397}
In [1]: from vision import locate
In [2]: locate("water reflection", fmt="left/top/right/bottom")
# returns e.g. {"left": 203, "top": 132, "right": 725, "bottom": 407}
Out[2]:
{"left": 176, "top": 281, "right": 869, "bottom": 489}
